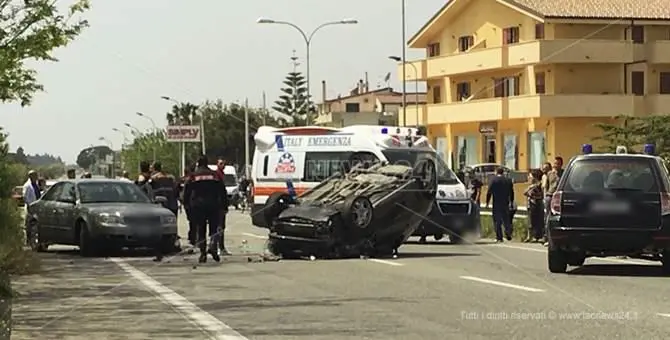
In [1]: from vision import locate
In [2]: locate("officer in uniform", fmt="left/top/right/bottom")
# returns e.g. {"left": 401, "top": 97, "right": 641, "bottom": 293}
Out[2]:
{"left": 150, "top": 161, "right": 179, "bottom": 217}
{"left": 183, "top": 155, "right": 229, "bottom": 263}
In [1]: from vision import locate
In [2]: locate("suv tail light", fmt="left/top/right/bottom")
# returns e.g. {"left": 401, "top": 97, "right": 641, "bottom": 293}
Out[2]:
{"left": 661, "top": 192, "right": 670, "bottom": 215}
{"left": 550, "top": 191, "right": 562, "bottom": 215}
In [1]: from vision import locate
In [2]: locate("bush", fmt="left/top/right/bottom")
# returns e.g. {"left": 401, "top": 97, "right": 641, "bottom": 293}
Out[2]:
{"left": 0, "top": 129, "right": 40, "bottom": 339}
{"left": 480, "top": 215, "right": 530, "bottom": 242}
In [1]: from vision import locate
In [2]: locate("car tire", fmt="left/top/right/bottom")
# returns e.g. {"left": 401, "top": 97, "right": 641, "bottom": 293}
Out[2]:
{"left": 342, "top": 196, "right": 374, "bottom": 229}
{"left": 548, "top": 248, "right": 568, "bottom": 273}
{"left": 264, "top": 192, "right": 292, "bottom": 224}
{"left": 78, "top": 224, "right": 98, "bottom": 257}
{"left": 28, "top": 219, "right": 48, "bottom": 252}
{"left": 662, "top": 251, "right": 670, "bottom": 275}
{"left": 566, "top": 252, "right": 586, "bottom": 266}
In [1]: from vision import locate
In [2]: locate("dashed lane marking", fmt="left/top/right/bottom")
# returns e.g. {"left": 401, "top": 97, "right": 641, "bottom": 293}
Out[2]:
{"left": 111, "top": 258, "right": 249, "bottom": 340}
{"left": 367, "top": 258, "right": 404, "bottom": 266}
{"left": 460, "top": 275, "right": 545, "bottom": 293}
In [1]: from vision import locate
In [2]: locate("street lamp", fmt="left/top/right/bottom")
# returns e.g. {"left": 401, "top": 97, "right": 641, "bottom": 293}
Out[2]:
{"left": 400, "top": 0, "right": 407, "bottom": 127}
{"left": 124, "top": 122, "right": 142, "bottom": 136}
{"left": 257, "top": 17, "right": 358, "bottom": 125}
{"left": 389, "top": 56, "right": 419, "bottom": 127}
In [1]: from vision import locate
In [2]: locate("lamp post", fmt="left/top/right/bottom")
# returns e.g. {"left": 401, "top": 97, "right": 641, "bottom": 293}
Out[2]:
{"left": 136, "top": 112, "right": 157, "bottom": 161}
{"left": 389, "top": 56, "right": 419, "bottom": 127}
{"left": 124, "top": 122, "right": 142, "bottom": 136}
{"left": 257, "top": 17, "right": 358, "bottom": 126}
{"left": 400, "top": 0, "right": 407, "bottom": 126}
{"left": 161, "top": 96, "right": 189, "bottom": 177}
{"left": 112, "top": 128, "right": 130, "bottom": 172}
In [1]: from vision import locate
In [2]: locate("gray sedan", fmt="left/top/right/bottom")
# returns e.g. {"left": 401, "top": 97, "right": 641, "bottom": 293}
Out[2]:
{"left": 26, "top": 179, "right": 179, "bottom": 256}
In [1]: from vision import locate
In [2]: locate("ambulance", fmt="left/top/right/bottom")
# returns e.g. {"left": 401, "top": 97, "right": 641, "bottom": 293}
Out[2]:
{"left": 250, "top": 125, "right": 481, "bottom": 242}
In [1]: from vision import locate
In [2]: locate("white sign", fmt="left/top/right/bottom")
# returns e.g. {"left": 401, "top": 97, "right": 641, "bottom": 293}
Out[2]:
{"left": 166, "top": 125, "right": 201, "bottom": 142}
{"left": 282, "top": 136, "right": 351, "bottom": 148}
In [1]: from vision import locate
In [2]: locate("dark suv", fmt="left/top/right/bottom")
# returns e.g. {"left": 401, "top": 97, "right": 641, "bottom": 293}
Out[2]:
{"left": 546, "top": 153, "right": 670, "bottom": 274}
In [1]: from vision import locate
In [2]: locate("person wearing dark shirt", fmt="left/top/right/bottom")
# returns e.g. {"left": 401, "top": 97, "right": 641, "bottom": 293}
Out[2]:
{"left": 150, "top": 161, "right": 179, "bottom": 216}
{"left": 470, "top": 177, "right": 483, "bottom": 204}
{"left": 524, "top": 169, "right": 544, "bottom": 243}
{"left": 184, "top": 155, "right": 229, "bottom": 263}
{"left": 214, "top": 158, "right": 232, "bottom": 255}
{"left": 67, "top": 169, "right": 76, "bottom": 179}
{"left": 486, "top": 167, "right": 515, "bottom": 242}
{"left": 135, "top": 161, "right": 153, "bottom": 197}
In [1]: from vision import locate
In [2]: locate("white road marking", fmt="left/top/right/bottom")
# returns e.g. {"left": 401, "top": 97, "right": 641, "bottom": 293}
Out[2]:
{"left": 111, "top": 258, "right": 249, "bottom": 340}
{"left": 368, "top": 258, "right": 404, "bottom": 266}
{"left": 460, "top": 275, "right": 545, "bottom": 292}
{"left": 493, "top": 244, "right": 653, "bottom": 265}
{"left": 657, "top": 313, "right": 670, "bottom": 318}
{"left": 241, "top": 232, "right": 267, "bottom": 239}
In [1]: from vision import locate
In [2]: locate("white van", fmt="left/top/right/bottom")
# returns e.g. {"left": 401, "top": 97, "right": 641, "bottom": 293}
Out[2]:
{"left": 208, "top": 164, "right": 239, "bottom": 205}
{"left": 249, "top": 125, "right": 479, "bottom": 238}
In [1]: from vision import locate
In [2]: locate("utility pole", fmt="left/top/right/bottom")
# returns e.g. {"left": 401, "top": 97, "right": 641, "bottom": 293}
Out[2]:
{"left": 244, "top": 98, "right": 250, "bottom": 178}
{"left": 262, "top": 91, "right": 267, "bottom": 126}
{"left": 401, "top": 0, "right": 407, "bottom": 126}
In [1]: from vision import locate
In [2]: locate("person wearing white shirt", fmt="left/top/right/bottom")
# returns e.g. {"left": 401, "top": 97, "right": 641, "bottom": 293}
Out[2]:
{"left": 22, "top": 170, "right": 40, "bottom": 208}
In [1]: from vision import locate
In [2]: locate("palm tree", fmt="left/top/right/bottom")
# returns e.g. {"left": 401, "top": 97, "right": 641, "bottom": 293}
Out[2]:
{"left": 166, "top": 103, "right": 200, "bottom": 125}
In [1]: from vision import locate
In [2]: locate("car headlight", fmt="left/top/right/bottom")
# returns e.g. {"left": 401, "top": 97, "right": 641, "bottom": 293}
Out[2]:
{"left": 161, "top": 215, "right": 177, "bottom": 225}
{"left": 98, "top": 213, "right": 123, "bottom": 224}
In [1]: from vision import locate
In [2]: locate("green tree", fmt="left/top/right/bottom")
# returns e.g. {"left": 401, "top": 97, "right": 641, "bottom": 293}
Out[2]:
{"left": 0, "top": 0, "right": 90, "bottom": 106}
{"left": 11, "top": 147, "right": 28, "bottom": 165}
{"left": 273, "top": 71, "right": 315, "bottom": 126}
{"left": 593, "top": 115, "right": 642, "bottom": 153}
{"left": 594, "top": 115, "right": 670, "bottom": 160}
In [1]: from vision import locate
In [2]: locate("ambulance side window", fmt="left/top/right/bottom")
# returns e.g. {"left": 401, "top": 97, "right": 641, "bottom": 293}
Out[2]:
{"left": 262, "top": 155, "right": 269, "bottom": 176}
{"left": 303, "top": 152, "right": 350, "bottom": 182}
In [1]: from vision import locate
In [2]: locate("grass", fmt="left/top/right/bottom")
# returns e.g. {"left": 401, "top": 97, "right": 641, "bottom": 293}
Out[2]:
{"left": 480, "top": 215, "right": 531, "bottom": 242}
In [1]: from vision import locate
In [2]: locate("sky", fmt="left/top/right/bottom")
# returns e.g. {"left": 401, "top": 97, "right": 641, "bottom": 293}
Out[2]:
{"left": 0, "top": 0, "right": 444, "bottom": 163}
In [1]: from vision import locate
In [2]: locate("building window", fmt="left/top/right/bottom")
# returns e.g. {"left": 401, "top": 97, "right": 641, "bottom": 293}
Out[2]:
{"left": 535, "top": 24, "right": 545, "bottom": 39}
{"left": 427, "top": 43, "right": 440, "bottom": 57}
{"left": 660, "top": 72, "right": 670, "bottom": 94}
{"left": 631, "top": 71, "right": 644, "bottom": 96}
{"left": 503, "top": 26, "right": 520, "bottom": 45}
{"left": 535, "top": 72, "right": 546, "bottom": 94}
{"left": 458, "top": 35, "right": 474, "bottom": 52}
{"left": 345, "top": 103, "right": 360, "bottom": 112}
{"left": 456, "top": 82, "right": 471, "bottom": 101}
{"left": 493, "top": 76, "right": 520, "bottom": 97}
{"left": 433, "top": 85, "right": 442, "bottom": 103}
{"left": 503, "top": 134, "right": 518, "bottom": 170}
{"left": 528, "top": 132, "right": 546, "bottom": 170}
{"left": 631, "top": 26, "right": 644, "bottom": 43}
{"left": 456, "top": 136, "right": 478, "bottom": 170}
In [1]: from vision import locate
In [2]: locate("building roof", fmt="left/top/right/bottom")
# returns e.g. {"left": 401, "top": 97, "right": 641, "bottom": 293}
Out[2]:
{"left": 409, "top": 0, "right": 670, "bottom": 46}
{"left": 378, "top": 93, "right": 427, "bottom": 104}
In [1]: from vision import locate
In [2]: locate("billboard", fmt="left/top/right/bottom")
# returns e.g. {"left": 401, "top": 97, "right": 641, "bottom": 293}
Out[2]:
{"left": 166, "top": 125, "right": 201, "bottom": 142}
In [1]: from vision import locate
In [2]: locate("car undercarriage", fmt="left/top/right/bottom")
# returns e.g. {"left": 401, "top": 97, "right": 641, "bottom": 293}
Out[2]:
{"left": 262, "top": 162, "right": 436, "bottom": 259}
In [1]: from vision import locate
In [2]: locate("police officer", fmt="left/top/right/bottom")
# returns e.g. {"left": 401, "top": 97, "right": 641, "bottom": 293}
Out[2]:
{"left": 182, "top": 164, "right": 197, "bottom": 246}
{"left": 183, "top": 155, "right": 229, "bottom": 263}
{"left": 150, "top": 161, "right": 179, "bottom": 217}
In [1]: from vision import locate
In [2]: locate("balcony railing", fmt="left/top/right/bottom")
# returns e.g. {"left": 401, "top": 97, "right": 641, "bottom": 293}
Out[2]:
{"left": 507, "top": 40, "right": 636, "bottom": 65}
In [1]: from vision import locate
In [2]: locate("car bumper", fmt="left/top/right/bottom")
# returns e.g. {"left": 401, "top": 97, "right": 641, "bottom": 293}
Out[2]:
{"left": 414, "top": 200, "right": 480, "bottom": 236}
{"left": 547, "top": 219, "right": 670, "bottom": 254}
{"left": 92, "top": 225, "right": 178, "bottom": 246}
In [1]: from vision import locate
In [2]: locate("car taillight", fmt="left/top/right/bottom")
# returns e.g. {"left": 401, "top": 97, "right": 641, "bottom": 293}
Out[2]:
{"left": 550, "top": 191, "right": 562, "bottom": 215}
{"left": 661, "top": 192, "right": 670, "bottom": 215}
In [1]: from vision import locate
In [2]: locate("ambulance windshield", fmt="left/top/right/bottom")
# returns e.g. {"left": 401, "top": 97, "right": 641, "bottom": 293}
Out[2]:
{"left": 382, "top": 150, "right": 459, "bottom": 185}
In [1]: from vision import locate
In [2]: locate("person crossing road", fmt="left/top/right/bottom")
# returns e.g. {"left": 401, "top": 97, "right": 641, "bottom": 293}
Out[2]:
{"left": 183, "top": 155, "right": 229, "bottom": 263}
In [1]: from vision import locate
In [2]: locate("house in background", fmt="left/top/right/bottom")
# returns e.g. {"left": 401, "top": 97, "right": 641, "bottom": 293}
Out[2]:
{"left": 315, "top": 79, "right": 426, "bottom": 127}
{"left": 400, "top": 0, "right": 670, "bottom": 171}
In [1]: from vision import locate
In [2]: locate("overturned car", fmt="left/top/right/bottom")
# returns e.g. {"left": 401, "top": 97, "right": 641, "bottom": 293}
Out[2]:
{"left": 263, "top": 162, "right": 437, "bottom": 259}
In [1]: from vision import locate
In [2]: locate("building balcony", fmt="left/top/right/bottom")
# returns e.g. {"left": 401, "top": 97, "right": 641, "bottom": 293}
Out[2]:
{"left": 648, "top": 41, "right": 670, "bottom": 64}
{"left": 424, "top": 47, "right": 504, "bottom": 78}
{"left": 507, "top": 40, "right": 636, "bottom": 65}
{"left": 425, "top": 98, "right": 504, "bottom": 125}
{"left": 646, "top": 94, "right": 670, "bottom": 115}
{"left": 507, "top": 94, "right": 636, "bottom": 118}
{"left": 398, "top": 105, "right": 427, "bottom": 126}
{"left": 397, "top": 60, "right": 427, "bottom": 82}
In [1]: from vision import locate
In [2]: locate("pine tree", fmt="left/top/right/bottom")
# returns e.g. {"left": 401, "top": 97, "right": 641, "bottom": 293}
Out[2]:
{"left": 272, "top": 71, "right": 314, "bottom": 126}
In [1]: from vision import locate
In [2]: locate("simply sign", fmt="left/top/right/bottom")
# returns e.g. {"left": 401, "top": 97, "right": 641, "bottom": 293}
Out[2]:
{"left": 166, "top": 125, "right": 201, "bottom": 142}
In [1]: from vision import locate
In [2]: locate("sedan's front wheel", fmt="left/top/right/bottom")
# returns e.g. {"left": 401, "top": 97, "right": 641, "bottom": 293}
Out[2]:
{"left": 28, "top": 219, "right": 48, "bottom": 252}
{"left": 79, "top": 224, "right": 98, "bottom": 257}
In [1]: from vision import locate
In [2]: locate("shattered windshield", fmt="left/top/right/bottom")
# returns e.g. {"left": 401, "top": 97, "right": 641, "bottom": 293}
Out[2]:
{"left": 382, "top": 150, "right": 459, "bottom": 185}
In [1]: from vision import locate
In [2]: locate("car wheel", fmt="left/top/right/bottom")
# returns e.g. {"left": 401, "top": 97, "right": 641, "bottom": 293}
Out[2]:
{"left": 662, "top": 250, "right": 670, "bottom": 275}
{"left": 78, "top": 223, "right": 98, "bottom": 257}
{"left": 566, "top": 252, "right": 586, "bottom": 266}
{"left": 433, "top": 233, "right": 444, "bottom": 241}
{"left": 548, "top": 249, "right": 568, "bottom": 273}
{"left": 264, "top": 192, "right": 292, "bottom": 223}
{"left": 28, "top": 219, "right": 48, "bottom": 252}
{"left": 342, "top": 196, "right": 374, "bottom": 229}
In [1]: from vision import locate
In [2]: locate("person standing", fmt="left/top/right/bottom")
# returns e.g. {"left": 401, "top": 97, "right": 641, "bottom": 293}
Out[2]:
{"left": 486, "top": 167, "right": 515, "bottom": 242}
{"left": 135, "top": 161, "right": 153, "bottom": 197}
{"left": 183, "top": 155, "right": 229, "bottom": 263}
{"left": 524, "top": 169, "right": 544, "bottom": 243}
{"left": 67, "top": 169, "right": 76, "bottom": 179}
{"left": 542, "top": 157, "right": 563, "bottom": 246}
{"left": 150, "top": 162, "right": 179, "bottom": 217}
{"left": 23, "top": 170, "right": 41, "bottom": 243}
{"left": 215, "top": 158, "right": 231, "bottom": 255}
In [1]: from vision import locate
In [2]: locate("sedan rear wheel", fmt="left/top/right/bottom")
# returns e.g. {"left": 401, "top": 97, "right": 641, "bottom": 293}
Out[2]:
{"left": 343, "top": 196, "right": 373, "bottom": 229}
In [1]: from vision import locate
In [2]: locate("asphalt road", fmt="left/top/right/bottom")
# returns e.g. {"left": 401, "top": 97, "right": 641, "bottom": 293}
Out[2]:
{"left": 10, "top": 210, "right": 670, "bottom": 339}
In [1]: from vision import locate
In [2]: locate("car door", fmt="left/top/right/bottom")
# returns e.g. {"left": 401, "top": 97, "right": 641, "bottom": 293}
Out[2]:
{"left": 34, "top": 183, "right": 63, "bottom": 241}
{"left": 52, "top": 182, "right": 77, "bottom": 244}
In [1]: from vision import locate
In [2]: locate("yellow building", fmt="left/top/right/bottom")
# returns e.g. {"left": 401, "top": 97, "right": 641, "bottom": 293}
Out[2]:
{"left": 400, "top": 0, "right": 670, "bottom": 171}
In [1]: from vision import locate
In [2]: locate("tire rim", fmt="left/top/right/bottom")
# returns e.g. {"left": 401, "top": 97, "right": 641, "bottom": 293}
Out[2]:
{"left": 352, "top": 199, "right": 373, "bottom": 228}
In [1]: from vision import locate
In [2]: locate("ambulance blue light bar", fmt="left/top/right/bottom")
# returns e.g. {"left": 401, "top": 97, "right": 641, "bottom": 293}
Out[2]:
{"left": 381, "top": 128, "right": 388, "bottom": 134}
{"left": 644, "top": 144, "right": 655, "bottom": 155}
{"left": 582, "top": 144, "right": 592, "bottom": 154}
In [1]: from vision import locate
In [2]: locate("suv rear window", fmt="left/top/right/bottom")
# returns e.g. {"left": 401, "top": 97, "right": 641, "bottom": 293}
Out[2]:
{"left": 563, "top": 158, "right": 659, "bottom": 193}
